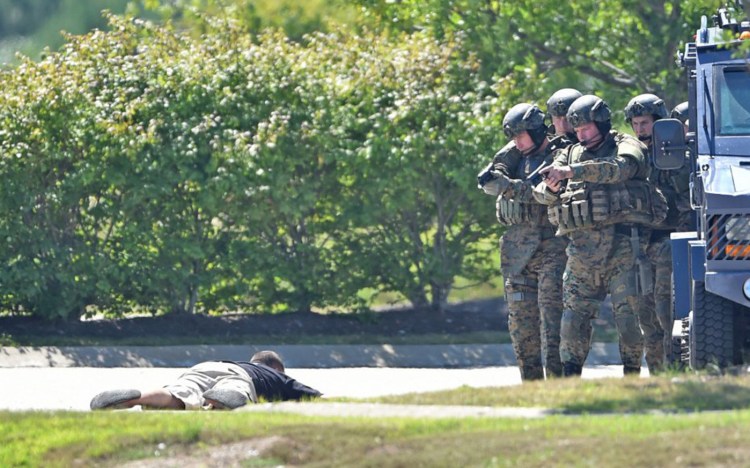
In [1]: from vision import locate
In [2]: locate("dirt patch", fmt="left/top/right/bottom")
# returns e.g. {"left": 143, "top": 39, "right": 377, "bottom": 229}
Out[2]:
{"left": 113, "top": 436, "right": 291, "bottom": 467}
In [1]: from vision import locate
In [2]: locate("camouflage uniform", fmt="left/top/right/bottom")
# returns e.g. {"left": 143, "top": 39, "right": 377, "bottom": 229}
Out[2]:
{"left": 491, "top": 140, "right": 569, "bottom": 379}
{"left": 642, "top": 167, "right": 692, "bottom": 369}
{"left": 479, "top": 103, "right": 569, "bottom": 380}
{"left": 625, "top": 95, "right": 692, "bottom": 372}
{"left": 534, "top": 96, "right": 666, "bottom": 376}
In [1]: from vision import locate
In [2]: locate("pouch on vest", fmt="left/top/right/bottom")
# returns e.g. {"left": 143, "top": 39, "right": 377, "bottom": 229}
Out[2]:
{"left": 588, "top": 180, "right": 667, "bottom": 227}
{"left": 496, "top": 196, "right": 549, "bottom": 227}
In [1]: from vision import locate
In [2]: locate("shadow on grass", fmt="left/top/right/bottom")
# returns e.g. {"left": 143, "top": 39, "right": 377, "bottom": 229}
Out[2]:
{"left": 560, "top": 378, "right": 750, "bottom": 414}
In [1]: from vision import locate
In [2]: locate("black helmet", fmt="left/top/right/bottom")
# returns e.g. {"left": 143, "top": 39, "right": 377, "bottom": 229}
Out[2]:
{"left": 566, "top": 95, "right": 611, "bottom": 127}
{"left": 670, "top": 101, "right": 689, "bottom": 124}
{"left": 624, "top": 93, "right": 668, "bottom": 123}
{"left": 502, "top": 103, "right": 548, "bottom": 148}
{"left": 503, "top": 103, "right": 546, "bottom": 137}
{"left": 546, "top": 88, "right": 583, "bottom": 117}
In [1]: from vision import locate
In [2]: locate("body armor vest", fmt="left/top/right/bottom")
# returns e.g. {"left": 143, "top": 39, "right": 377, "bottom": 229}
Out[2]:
{"left": 495, "top": 138, "right": 567, "bottom": 227}
{"left": 547, "top": 133, "right": 668, "bottom": 235}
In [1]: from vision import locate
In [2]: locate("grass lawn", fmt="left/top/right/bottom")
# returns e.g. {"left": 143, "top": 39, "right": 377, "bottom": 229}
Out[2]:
{"left": 371, "top": 371, "right": 750, "bottom": 413}
{"left": 4, "top": 372, "right": 750, "bottom": 467}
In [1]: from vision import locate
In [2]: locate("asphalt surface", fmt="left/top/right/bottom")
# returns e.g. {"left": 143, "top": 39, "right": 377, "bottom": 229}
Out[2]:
{"left": 0, "top": 343, "right": 623, "bottom": 368}
{"left": 0, "top": 343, "right": 638, "bottom": 413}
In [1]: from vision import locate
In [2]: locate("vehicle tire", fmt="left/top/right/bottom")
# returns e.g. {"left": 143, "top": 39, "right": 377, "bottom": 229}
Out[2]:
{"left": 689, "top": 281, "right": 740, "bottom": 369}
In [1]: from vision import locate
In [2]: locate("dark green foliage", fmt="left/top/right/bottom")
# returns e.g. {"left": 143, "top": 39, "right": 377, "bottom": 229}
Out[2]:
{"left": 0, "top": 14, "right": 503, "bottom": 318}
{"left": 354, "top": 0, "right": 725, "bottom": 113}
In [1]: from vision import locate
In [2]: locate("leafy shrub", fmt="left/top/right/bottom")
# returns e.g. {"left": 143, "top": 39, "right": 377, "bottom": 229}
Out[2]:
{"left": 0, "top": 13, "right": 503, "bottom": 319}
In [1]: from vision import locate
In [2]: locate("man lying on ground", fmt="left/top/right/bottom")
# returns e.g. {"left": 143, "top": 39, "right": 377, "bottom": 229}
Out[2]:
{"left": 90, "top": 350, "right": 322, "bottom": 410}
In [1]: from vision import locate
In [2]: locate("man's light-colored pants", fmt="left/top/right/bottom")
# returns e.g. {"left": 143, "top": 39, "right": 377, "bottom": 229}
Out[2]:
{"left": 164, "top": 361, "right": 257, "bottom": 409}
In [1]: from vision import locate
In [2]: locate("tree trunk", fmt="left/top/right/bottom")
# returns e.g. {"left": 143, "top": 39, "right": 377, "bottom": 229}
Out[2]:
{"left": 430, "top": 282, "right": 451, "bottom": 313}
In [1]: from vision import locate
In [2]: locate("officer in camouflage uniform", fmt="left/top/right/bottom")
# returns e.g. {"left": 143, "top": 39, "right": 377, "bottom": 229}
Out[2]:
{"left": 533, "top": 95, "right": 667, "bottom": 377}
{"left": 478, "top": 103, "right": 568, "bottom": 380}
{"left": 546, "top": 88, "right": 583, "bottom": 143}
{"left": 625, "top": 94, "right": 693, "bottom": 372}
{"left": 671, "top": 101, "right": 689, "bottom": 134}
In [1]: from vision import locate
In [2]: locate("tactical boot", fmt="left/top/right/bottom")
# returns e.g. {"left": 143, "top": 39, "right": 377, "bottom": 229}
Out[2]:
{"left": 545, "top": 364, "right": 563, "bottom": 379}
{"left": 645, "top": 335, "right": 666, "bottom": 374}
{"left": 520, "top": 365, "right": 544, "bottom": 381}
{"left": 544, "top": 351, "right": 563, "bottom": 378}
{"left": 623, "top": 365, "right": 641, "bottom": 376}
{"left": 562, "top": 362, "right": 583, "bottom": 377}
{"left": 645, "top": 355, "right": 665, "bottom": 375}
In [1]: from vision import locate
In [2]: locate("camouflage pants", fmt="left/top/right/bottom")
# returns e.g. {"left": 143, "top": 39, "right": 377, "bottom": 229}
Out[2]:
{"left": 504, "top": 236, "right": 567, "bottom": 380}
{"left": 637, "top": 235, "right": 674, "bottom": 372}
{"left": 560, "top": 226, "right": 644, "bottom": 370}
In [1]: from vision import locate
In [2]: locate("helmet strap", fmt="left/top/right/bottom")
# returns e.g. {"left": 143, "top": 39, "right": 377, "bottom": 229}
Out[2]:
{"left": 529, "top": 126, "right": 548, "bottom": 148}
{"left": 595, "top": 121, "right": 611, "bottom": 137}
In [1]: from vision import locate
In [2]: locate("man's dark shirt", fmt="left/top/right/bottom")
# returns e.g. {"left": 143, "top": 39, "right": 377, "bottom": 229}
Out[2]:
{"left": 231, "top": 361, "right": 322, "bottom": 401}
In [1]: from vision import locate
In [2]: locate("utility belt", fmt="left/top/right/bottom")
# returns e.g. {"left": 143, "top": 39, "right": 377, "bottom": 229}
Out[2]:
{"left": 548, "top": 180, "right": 667, "bottom": 235}
{"left": 496, "top": 196, "right": 549, "bottom": 227}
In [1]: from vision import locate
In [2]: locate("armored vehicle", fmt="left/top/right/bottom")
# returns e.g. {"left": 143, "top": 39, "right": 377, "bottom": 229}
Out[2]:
{"left": 653, "top": 0, "right": 750, "bottom": 369}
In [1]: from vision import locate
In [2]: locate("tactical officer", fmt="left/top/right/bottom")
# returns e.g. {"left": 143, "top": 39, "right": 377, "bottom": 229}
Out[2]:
{"left": 623, "top": 93, "right": 670, "bottom": 372}
{"left": 533, "top": 95, "right": 667, "bottom": 377}
{"left": 671, "top": 101, "right": 689, "bottom": 134}
{"left": 625, "top": 95, "right": 693, "bottom": 371}
{"left": 625, "top": 93, "right": 668, "bottom": 148}
{"left": 477, "top": 103, "right": 568, "bottom": 380}
{"left": 546, "top": 88, "right": 583, "bottom": 143}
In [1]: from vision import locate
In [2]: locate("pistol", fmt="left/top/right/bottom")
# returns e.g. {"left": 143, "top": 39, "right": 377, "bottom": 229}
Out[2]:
{"left": 477, "top": 162, "right": 498, "bottom": 188}
{"left": 526, "top": 161, "right": 552, "bottom": 187}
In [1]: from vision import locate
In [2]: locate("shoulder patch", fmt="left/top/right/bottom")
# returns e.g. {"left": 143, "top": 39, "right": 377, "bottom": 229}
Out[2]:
{"left": 615, "top": 132, "right": 646, "bottom": 162}
{"left": 494, "top": 141, "right": 518, "bottom": 157}
{"left": 492, "top": 141, "right": 522, "bottom": 165}
{"left": 616, "top": 132, "right": 647, "bottom": 148}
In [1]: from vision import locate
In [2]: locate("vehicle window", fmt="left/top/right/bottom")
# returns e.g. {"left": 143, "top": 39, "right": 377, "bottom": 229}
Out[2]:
{"left": 716, "top": 68, "right": 750, "bottom": 136}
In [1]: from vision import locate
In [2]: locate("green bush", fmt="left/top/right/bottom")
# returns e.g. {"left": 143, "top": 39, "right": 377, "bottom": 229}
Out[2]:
{"left": 0, "top": 13, "right": 504, "bottom": 319}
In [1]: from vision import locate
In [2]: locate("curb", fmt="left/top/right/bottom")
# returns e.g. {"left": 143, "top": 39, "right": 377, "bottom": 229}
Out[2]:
{"left": 0, "top": 343, "right": 623, "bottom": 368}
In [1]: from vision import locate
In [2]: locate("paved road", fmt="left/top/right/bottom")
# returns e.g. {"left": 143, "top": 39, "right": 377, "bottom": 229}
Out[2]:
{"left": 0, "top": 365, "right": 640, "bottom": 412}
{"left": 0, "top": 343, "right": 622, "bottom": 368}
{"left": 0, "top": 343, "right": 641, "bottom": 412}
